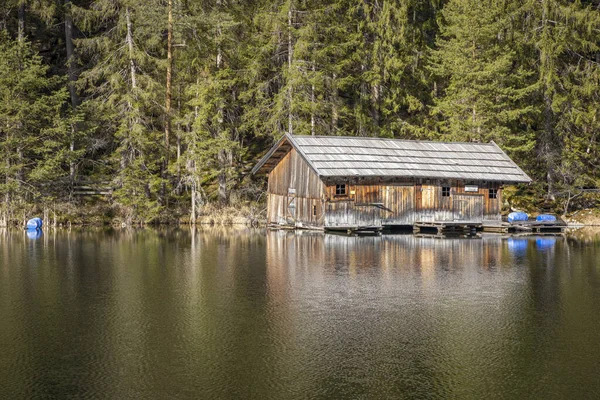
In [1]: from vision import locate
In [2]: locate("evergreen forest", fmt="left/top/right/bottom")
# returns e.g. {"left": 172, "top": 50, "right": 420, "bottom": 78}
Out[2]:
{"left": 0, "top": 0, "right": 599, "bottom": 225}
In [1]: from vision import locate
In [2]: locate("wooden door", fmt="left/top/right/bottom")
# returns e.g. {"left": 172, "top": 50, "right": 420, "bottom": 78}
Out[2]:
{"left": 380, "top": 185, "right": 415, "bottom": 224}
{"left": 421, "top": 186, "right": 435, "bottom": 209}
{"left": 453, "top": 194, "right": 484, "bottom": 222}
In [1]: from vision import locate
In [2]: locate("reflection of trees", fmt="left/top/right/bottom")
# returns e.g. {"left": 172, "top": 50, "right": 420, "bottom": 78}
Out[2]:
{"left": 1, "top": 228, "right": 599, "bottom": 397}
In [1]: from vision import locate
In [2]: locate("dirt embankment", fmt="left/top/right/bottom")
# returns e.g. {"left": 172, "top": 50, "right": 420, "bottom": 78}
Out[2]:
{"left": 564, "top": 209, "right": 600, "bottom": 226}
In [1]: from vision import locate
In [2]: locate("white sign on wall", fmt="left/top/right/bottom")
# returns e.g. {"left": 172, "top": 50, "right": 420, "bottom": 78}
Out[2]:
{"left": 464, "top": 185, "right": 479, "bottom": 192}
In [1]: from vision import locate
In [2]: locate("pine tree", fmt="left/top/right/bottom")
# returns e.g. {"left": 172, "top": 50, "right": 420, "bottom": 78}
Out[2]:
{"left": 429, "top": 0, "right": 536, "bottom": 147}
{"left": 179, "top": 0, "right": 257, "bottom": 207}
{"left": 73, "top": 0, "right": 166, "bottom": 223}
{"left": 0, "top": 32, "right": 68, "bottom": 225}
{"left": 518, "top": 0, "right": 600, "bottom": 200}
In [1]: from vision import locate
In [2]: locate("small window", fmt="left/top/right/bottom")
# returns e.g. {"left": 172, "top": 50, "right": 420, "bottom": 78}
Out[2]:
{"left": 335, "top": 184, "right": 347, "bottom": 196}
{"left": 489, "top": 188, "right": 498, "bottom": 199}
{"left": 313, "top": 205, "right": 317, "bottom": 216}
{"left": 442, "top": 186, "right": 451, "bottom": 197}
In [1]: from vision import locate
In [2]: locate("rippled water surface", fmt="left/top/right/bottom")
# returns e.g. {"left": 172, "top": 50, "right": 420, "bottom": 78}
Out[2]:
{"left": 1, "top": 228, "right": 600, "bottom": 399}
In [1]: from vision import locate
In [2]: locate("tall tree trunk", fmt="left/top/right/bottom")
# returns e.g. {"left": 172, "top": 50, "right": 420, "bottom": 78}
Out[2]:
{"left": 287, "top": 2, "right": 293, "bottom": 134}
{"left": 64, "top": 0, "right": 79, "bottom": 183}
{"left": 18, "top": 1, "right": 25, "bottom": 42}
{"left": 542, "top": 94, "right": 558, "bottom": 200}
{"left": 371, "top": 83, "right": 380, "bottom": 130}
{"left": 165, "top": 0, "right": 173, "bottom": 152}
{"left": 331, "top": 72, "right": 338, "bottom": 135}
{"left": 16, "top": 2, "right": 25, "bottom": 187}
{"left": 311, "top": 62, "right": 315, "bottom": 136}
{"left": 191, "top": 178, "right": 196, "bottom": 224}
{"left": 216, "top": 0, "right": 227, "bottom": 206}
{"left": 539, "top": 0, "right": 560, "bottom": 201}
{"left": 121, "top": 7, "right": 137, "bottom": 183}
{"left": 125, "top": 8, "right": 137, "bottom": 89}
{"left": 359, "top": 63, "right": 367, "bottom": 136}
{"left": 4, "top": 137, "right": 10, "bottom": 226}
{"left": 161, "top": 0, "right": 174, "bottom": 207}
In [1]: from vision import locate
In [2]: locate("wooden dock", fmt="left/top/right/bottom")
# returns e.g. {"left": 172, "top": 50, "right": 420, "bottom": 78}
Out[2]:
{"left": 414, "top": 221, "right": 480, "bottom": 235}
{"left": 415, "top": 218, "right": 567, "bottom": 235}
{"left": 482, "top": 221, "right": 511, "bottom": 233}
{"left": 506, "top": 220, "right": 566, "bottom": 233}
{"left": 325, "top": 226, "right": 383, "bottom": 234}
{"left": 481, "top": 220, "right": 566, "bottom": 233}
{"left": 414, "top": 232, "right": 482, "bottom": 240}
{"left": 270, "top": 218, "right": 567, "bottom": 236}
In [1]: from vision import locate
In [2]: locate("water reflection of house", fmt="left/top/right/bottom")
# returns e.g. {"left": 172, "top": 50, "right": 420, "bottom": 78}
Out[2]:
{"left": 253, "top": 134, "right": 531, "bottom": 232}
{"left": 266, "top": 232, "right": 508, "bottom": 282}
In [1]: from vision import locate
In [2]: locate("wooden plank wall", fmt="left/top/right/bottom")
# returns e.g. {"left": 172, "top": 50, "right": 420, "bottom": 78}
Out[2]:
{"left": 268, "top": 149, "right": 323, "bottom": 198}
{"left": 320, "top": 181, "right": 502, "bottom": 227}
{"left": 267, "top": 149, "right": 325, "bottom": 227}
{"left": 452, "top": 194, "right": 484, "bottom": 222}
{"left": 454, "top": 182, "right": 502, "bottom": 221}
{"left": 323, "top": 201, "right": 381, "bottom": 228}
{"left": 323, "top": 184, "right": 382, "bottom": 228}
{"left": 380, "top": 185, "right": 416, "bottom": 225}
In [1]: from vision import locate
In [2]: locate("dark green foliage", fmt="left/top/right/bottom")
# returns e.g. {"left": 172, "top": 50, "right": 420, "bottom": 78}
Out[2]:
{"left": 0, "top": 32, "right": 69, "bottom": 221}
{"left": 0, "top": 0, "right": 598, "bottom": 224}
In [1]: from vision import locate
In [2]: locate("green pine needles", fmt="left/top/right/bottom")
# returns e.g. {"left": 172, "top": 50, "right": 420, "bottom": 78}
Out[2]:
{"left": 0, "top": 0, "right": 598, "bottom": 224}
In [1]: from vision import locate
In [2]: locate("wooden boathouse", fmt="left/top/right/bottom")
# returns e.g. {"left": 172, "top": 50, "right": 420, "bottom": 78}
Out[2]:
{"left": 252, "top": 134, "right": 532, "bottom": 232}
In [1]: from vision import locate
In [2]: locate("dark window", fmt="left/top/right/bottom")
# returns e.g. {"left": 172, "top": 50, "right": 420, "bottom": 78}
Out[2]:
{"left": 442, "top": 186, "right": 451, "bottom": 197}
{"left": 335, "top": 184, "right": 347, "bottom": 196}
{"left": 489, "top": 188, "right": 498, "bottom": 199}
{"left": 313, "top": 205, "right": 317, "bottom": 216}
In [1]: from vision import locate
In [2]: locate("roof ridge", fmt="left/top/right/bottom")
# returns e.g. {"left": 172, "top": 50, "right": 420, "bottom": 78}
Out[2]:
{"left": 289, "top": 134, "right": 496, "bottom": 146}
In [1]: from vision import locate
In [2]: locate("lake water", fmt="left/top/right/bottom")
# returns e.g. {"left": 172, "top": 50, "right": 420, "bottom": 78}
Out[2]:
{"left": 1, "top": 228, "right": 599, "bottom": 399}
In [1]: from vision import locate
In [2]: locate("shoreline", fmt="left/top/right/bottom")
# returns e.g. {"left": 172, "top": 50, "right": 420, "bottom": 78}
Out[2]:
{"left": 2, "top": 206, "right": 599, "bottom": 229}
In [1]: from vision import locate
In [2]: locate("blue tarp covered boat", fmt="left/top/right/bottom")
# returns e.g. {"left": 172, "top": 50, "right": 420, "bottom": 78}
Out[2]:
{"left": 536, "top": 214, "right": 557, "bottom": 222}
{"left": 26, "top": 218, "right": 43, "bottom": 230}
{"left": 507, "top": 212, "right": 528, "bottom": 223}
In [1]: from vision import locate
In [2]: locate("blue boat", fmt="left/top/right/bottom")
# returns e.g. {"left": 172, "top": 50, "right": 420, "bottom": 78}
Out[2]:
{"left": 536, "top": 214, "right": 557, "bottom": 222}
{"left": 507, "top": 212, "right": 528, "bottom": 223}
{"left": 26, "top": 217, "right": 43, "bottom": 230}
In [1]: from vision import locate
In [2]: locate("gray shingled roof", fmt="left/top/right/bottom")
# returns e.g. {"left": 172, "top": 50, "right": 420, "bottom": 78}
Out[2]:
{"left": 253, "top": 134, "right": 532, "bottom": 183}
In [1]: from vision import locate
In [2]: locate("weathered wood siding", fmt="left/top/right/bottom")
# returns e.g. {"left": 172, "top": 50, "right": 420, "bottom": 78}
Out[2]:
{"left": 452, "top": 193, "right": 484, "bottom": 222}
{"left": 267, "top": 149, "right": 324, "bottom": 227}
{"left": 454, "top": 183, "right": 502, "bottom": 221}
{"left": 323, "top": 184, "right": 381, "bottom": 228}
{"left": 268, "top": 149, "right": 323, "bottom": 198}
{"left": 321, "top": 181, "right": 502, "bottom": 227}
{"left": 323, "top": 201, "right": 381, "bottom": 228}
{"left": 380, "top": 185, "right": 415, "bottom": 225}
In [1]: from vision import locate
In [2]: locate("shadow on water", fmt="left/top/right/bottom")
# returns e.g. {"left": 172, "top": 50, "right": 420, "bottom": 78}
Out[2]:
{"left": 0, "top": 227, "right": 599, "bottom": 399}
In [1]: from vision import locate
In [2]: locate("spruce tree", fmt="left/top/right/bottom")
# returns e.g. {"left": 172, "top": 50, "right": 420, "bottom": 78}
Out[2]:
{"left": 0, "top": 32, "right": 68, "bottom": 224}
{"left": 73, "top": 0, "right": 166, "bottom": 223}
{"left": 429, "top": 0, "right": 536, "bottom": 146}
{"left": 518, "top": 0, "right": 600, "bottom": 201}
